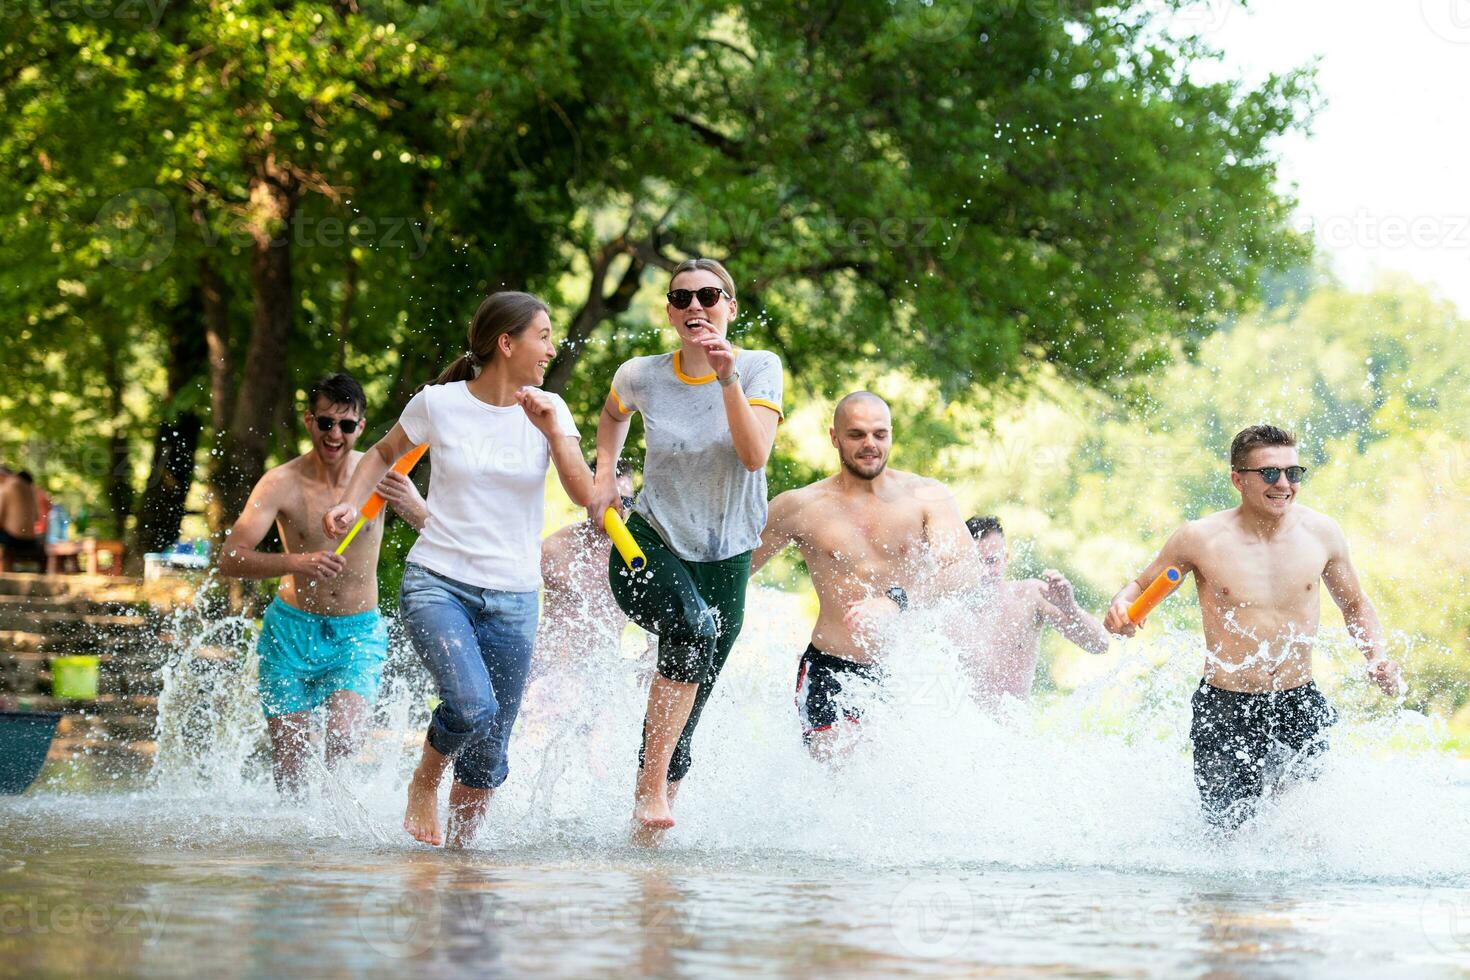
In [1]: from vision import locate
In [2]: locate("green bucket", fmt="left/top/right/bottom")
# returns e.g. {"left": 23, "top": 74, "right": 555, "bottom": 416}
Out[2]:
{"left": 51, "top": 655, "right": 99, "bottom": 700}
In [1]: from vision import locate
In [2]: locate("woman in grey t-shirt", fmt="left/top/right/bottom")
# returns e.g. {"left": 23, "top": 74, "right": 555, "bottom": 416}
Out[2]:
{"left": 587, "top": 257, "right": 783, "bottom": 845}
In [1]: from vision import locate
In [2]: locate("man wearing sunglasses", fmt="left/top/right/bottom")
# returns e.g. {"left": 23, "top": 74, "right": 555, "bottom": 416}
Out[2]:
{"left": 219, "top": 373, "right": 428, "bottom": 796}
{"left": 1103, "top": 424, "right": 1403, "bottom": 831}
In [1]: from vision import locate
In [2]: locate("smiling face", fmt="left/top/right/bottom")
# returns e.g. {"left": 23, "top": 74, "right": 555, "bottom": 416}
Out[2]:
{"left": 1231, "top": 444, "right": 1301, "bottom": 517}
{"left": 500, "top": 310, "right": 557, "bottom": 387}
{"left": 974, "top": 531, "right": 1008, "bottom": 582}
{"left": 304, "top": 397, "right": 364, "bottom": 465}
{"left": 831, "top": 396, "right": 892, "bottom": 481}
{"left": 666, "top": 268, "right": 737, "bottom": 343}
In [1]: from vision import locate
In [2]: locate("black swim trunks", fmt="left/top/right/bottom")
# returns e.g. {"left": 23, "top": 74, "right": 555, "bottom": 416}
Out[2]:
{"left": 0, "top": 530, "right": 45, "bottom": 567}
{"left": 795, "top": 645, "right": 883, "bottom": 743}
{"left": 1189, "top": 680, "right": 1338, "bottom": 830}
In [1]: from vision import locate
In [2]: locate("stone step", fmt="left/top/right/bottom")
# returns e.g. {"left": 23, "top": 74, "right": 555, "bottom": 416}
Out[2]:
{"left": 0, "top": 692, "right": 161, "bottom": 715}
{"left": 0, "top": 594, "right": 143, "bottom": 617}
{"left": 48, "top": 736, "right": 157, "bottom": 765}
{"left": 0, "top": 608, "right": 149, "bottom": 635}
{"left": 0, "top": 573, "right": 198, "bottom": 610}
{"left": 0, "top": 630, "right": 157, "bottom": 655}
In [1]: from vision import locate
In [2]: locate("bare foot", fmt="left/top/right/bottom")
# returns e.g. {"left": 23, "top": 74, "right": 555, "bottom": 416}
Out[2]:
{"left": 446, "top": 782, "right": 491, "bottom": 849}
{"left": 630, "top": 818, "right": 671, "bottom": 848}
{"left": 403, "top": 769, "right": 444, "bottom": 846}
{"left": 630, "top": 789, "right": 675, "bottom": 848}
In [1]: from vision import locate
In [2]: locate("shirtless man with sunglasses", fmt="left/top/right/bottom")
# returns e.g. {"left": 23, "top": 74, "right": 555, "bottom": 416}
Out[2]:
{"left": 219, "top": 373, "right": 427, "bottom": 796}
{"left": 1104, "top": 424, "right": 1402, "bottom": 830}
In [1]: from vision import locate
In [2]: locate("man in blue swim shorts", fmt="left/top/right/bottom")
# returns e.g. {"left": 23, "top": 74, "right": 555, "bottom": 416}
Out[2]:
{"left": 219, "top": 374, "right": 427, "bottom": 795}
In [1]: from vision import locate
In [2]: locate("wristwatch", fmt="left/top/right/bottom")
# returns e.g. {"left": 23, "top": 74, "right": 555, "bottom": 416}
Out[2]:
{"left": 718, "top": 369, "right": 741, "bottom": 388}
{"left": 885, "top": 586, "right": 909, "bottom": 612}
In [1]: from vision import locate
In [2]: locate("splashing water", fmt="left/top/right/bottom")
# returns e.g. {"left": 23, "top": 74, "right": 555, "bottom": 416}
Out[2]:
{"left": 5, "top": 584, "right": 1470, "bottom": 974}
{"left": 84, "top": 584, "right": 1463, "bottom": 881}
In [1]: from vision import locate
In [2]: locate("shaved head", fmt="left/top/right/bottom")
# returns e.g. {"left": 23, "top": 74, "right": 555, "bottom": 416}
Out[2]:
{"left": 833, "top": 391, "right": 889, "bottom": 427}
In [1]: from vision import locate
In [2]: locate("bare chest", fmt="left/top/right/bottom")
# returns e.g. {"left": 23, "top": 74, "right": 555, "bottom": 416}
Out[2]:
{"left": 1194, "top": 534, "right": 1327, "bottom": 614}
{"left": 798, "top": 502, "right": 928, "bottom": 580}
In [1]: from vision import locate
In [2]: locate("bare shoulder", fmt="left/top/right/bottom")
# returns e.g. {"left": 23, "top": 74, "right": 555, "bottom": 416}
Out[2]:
{"left": 884, "top": 470, "right": 956, "bottom": 509}
{"left": 1186, "top": 510, "right": 1236, "bottom": 545}
{"left": 770, "top": 478, "right": 832, "bottom": 523}
{"left": 1295, "top": 505, "right": 1347, "bottom": 546}
{"left": 252, "top": 457, "right": 301, "bottom": 502}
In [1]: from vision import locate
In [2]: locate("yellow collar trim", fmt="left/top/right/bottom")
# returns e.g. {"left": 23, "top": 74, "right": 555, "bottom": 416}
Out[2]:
{"left": 672, "top": 351, "right": 717, "bottom": 385}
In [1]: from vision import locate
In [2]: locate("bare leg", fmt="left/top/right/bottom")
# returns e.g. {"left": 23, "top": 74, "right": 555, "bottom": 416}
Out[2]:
{"left": 630, "top": 780, "right": 681, "bottom": 848}
{"left": 266, "top": 711, "right": 313, "bottom": 798}
{"left": 803, "top": 724, "right": 856, "bottom": 765}
{"left": 446, "top": 782, "right": 493, "bottom": 848}
{"left": 632, "top": 674, "right": 698, "bottom": 840}
{"left": 323, "top": 690, "right": 369, "bottom": 770}
{"left": 404, "top": 738, "right": 450, "bottom": 846}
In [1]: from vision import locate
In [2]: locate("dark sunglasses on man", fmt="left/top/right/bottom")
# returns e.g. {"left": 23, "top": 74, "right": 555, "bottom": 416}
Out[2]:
{"left": 314, "top": 415, "right": 362, "bottom": 434}
{"left": 1235, "top": 465, "right": 1307, "bottom": 485}
{"left": 666, "top": 287, "right": 730, "bottom": 310}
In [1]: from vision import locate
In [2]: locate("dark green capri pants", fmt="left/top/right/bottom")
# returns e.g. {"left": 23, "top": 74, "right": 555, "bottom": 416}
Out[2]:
{"left": 608, "top": 512, "right": 750, "bottom": 782}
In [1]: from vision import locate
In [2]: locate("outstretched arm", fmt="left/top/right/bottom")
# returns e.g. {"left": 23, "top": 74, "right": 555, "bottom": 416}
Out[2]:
{"left": 751, "top": 491, "right": 799, "bottom": 573}
{"left": 1037, "top": 572, "right": 1109, "bottom": 655}
{"left": 324, "top": 424, "right": 417, "bottom": 539}
{"left": 1104, "top": 524, "right": 1194, "bottom": 637}
{"left": 588, "top": 393, "right": 634, "bottom": 523}
{"left": 1322, "top": 521, "right": 1402, "bottom": 696}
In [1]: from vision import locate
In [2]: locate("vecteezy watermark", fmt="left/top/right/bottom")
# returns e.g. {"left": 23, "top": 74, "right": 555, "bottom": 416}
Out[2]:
{"left": 95, "top": 188, "right": 176, "bottom": 271}
{"left": 0, "top": 0, "right": 170, "bottom": 28}
{"left": 0, "top": 897, "right": 169, "bottom": 940}
{"left": 356, "top": 0, "right": 706, "bottom": 44}
{"left": 892, "top": 0, "right": 974, "bottom": 42}
{"left": 199, "top": 213, "right": 434, "bottom": 260}
{"left": 1420, "top": 0, "right": 1470, "bottom": 43}
{"left": 890, "top": 876, "right": 976, "bottom": 958}
{"left": 890, "top": 882, "right": 1198, "bottom": 958}
{"left": 719, "top": 206, "right": 968, "bottom": 260}
{"left": 358, "top": 889, "right": 442, "bottom": 959}
{"left": 357, "top": 888, "right": 704, "bottom": 958}
{"left": 1303, "top": 209, "right": 1470, "bottom": 253}
{"left": 1420, "top": 887, "right": 1470, "bottom": 954}
{"left": 92, "top": 191, "right": 435, "bottom": 268}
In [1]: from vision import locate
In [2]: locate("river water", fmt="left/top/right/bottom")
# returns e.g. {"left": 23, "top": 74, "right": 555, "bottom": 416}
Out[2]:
{"left": 3, "top": 589, "right": 1469, "bottom": 977}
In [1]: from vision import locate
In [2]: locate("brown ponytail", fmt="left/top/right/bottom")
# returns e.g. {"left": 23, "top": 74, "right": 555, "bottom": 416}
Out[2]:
{"left": 429, "top": 291, "right": 550, "bottom": 386}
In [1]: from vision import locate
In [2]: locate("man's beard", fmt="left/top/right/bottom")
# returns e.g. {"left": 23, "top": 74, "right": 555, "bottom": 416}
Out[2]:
{"left": 840, "top": 451, "right": 887, "bottom": 481}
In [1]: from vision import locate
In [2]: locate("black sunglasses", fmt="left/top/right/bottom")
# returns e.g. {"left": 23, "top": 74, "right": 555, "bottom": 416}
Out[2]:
{"left": 666, "top": 287, "right": 730, "bottom": 310}
{"left": 314, "top": 415, "right": 361, "bottom": 434}
{"left": 1236, "top": 465, "right": 1307, "bottom": 484}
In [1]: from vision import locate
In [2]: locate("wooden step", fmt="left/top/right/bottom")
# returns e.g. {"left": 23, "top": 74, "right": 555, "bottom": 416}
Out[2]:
{"left": 0, "top": 630, "right": 155, "bottom": 654}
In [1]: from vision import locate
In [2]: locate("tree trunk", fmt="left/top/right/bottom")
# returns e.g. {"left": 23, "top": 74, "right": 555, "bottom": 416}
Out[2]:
{"left": 543, "top": 235, "right": 659, "bottom": 394}
{"left": 213, "top": 167, "right": 299, "bottom": 525}
{"left": 131, "top": 414, "right": 202, "bottom": 568}
{"left": 131, "top": 287, "right": 209, "bottom": 570}
{"left": 199, "top": 252, "right": 235, "bottom": 536}
{"left": 100, "top": 346, "right": 135, "bottom": 542}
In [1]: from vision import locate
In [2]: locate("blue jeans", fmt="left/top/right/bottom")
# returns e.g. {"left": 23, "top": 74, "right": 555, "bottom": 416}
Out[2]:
{"left": 399, "top": 562, "right": 539, "bottom": 790}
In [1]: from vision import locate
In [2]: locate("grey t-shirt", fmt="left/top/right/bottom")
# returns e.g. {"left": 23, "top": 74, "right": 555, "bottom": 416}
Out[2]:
{"left": 611, "top": 349, "right": 784, "bottom": 562}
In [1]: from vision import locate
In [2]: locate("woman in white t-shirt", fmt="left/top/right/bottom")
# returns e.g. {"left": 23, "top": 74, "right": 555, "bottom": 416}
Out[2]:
{"left": 325, "top": 291, "right": 592, "bottom": 848}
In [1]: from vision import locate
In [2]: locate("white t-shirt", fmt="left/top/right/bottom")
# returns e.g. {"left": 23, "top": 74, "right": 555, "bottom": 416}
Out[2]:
{"left": 397, "top": 381, "right": 578, "bottom": 592}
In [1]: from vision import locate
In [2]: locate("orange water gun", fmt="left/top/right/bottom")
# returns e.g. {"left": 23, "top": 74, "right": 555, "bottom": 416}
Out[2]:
{"left": 334, "top": 444, "right": 429, "bottom": 555}
{"left": 1128, "top": 566, "right": 1182, "bottom": 625}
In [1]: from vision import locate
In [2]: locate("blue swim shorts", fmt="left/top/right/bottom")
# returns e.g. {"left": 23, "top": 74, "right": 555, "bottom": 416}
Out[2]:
{"left": 256, "top": 597, "right": 388, "bottom": 717}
